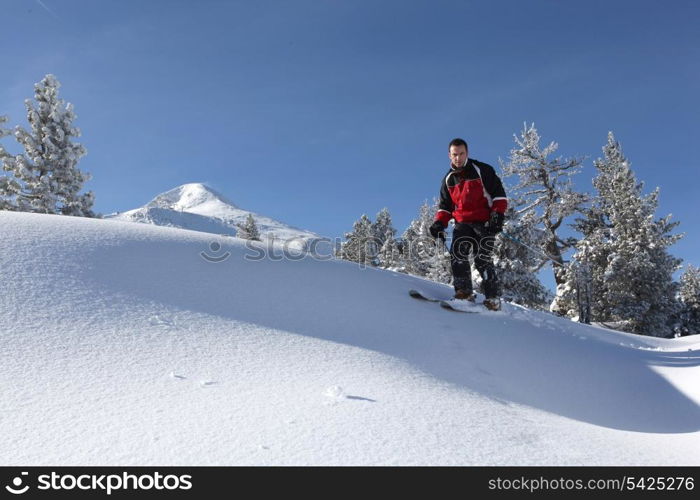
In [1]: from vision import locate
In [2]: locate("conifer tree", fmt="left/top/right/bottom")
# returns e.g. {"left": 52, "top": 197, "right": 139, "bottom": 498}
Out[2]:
{"left": 236, "top": 213, "right": 261, "bottom": 241}
{"left": 0, "top": 115, "right": 17, "bottom": 211}
{"left": 0, "top": 115, "right": 10, "bottom": 142}
{"left": 400, "top": 201, "right": 441, "bottom": 278}
{"left": 554, "top": 133, "right": 682, "bottom": 336}
{"left": 377, "top": 229, "right": 401, "bottom": 270}
{"left": 372, "top": 208, "right": 399, "bottom": 269}
{"left": 371, "top": 208, "right": 395, "bottom": 246}
{"left": 425, "top": 241, "right": 452, "bottom": 285}
{"left": 679, "top": 265, "right": 700, "bottom": 336}
{"left": 338, "top": 214, "right": 376, "bottom": 267}
{"left": 493, "top": 208, "right": 550, "bottom": 309}
{"left": 500, "top": 123, "right": 587, "bottom": 286}
{"left": 0, "top": 75, "right": 94, "bottom": 216}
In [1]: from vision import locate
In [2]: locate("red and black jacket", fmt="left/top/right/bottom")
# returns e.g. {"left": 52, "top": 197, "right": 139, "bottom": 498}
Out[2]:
{"left": 435, "top": 158, "right": 508, "bottom": 226}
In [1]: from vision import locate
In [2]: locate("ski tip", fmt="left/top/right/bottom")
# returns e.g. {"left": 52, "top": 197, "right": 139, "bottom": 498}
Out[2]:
{"left": 409, "top": 289, "right": 445, "bottom": 302}
{"left": 408, "top": 289, "right": 430, "bottom": 300}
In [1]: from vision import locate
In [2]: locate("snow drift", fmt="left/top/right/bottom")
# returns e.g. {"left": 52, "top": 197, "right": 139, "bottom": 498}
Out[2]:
{"left": 1, "top": 211, "right": 699, "bottom": 465}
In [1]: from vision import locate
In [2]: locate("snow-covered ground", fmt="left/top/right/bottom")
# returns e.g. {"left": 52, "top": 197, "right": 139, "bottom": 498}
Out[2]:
{"left": 1, "top": 211, "right": 699, "bottom": 465}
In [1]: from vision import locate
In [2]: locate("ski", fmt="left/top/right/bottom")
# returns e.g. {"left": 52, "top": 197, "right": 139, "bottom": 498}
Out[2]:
{"left": 439, "top": 300, "right": 479, "bottom": 313}
{"left": 408, "top": 289, "right": 444, "bottom": 302}
{"left": 409, "top": 289, "right": 480, "bottom": 313}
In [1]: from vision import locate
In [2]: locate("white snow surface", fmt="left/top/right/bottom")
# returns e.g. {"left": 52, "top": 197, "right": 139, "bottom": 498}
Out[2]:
{"left": 105, "top": 183, "right": 325, "bottom": 252}
{"left": 1, "top": 211, "right": 699, "bottom": 466}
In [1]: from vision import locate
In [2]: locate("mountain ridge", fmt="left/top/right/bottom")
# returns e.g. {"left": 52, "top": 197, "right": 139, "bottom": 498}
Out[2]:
{"left": 106, "top": 182, "right": 324, "bottom": 250}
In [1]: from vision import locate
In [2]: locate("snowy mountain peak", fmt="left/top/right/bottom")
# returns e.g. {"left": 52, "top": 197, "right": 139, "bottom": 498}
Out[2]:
{"left": 107, "top": 183, "right": 324, "bottom": 251}
{"left": 145, "top": 183, "right": 238, "bottom": 211}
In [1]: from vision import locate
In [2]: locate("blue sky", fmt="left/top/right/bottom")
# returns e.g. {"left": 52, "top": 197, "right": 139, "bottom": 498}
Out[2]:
{"left": 2, "top": 0, "right": 699, "bottom": 275}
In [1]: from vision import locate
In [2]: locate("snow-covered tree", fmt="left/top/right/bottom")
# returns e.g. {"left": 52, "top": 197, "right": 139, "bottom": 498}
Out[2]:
{"left": 377, "top": 230, "right": 401, "bottom": 270}
{"left": 338, "top": 214, "right": 377, "bottom": 267}
{"left": 554, "top": 133, "right": 682, "bottom": 336}
{"left": 0, "top": 75, "right": 94, "bottom": 216}
{"left": 425, "top": 242, "right": 452, "bottom": 285}
{"left": 551, "top": 249, "right": 595, "bottom": 322}
{"left": 0, "top": 115, "right": 17, "bottom": 211}
{"left": 371, "top": 208, "right": 395, "bottom": 246}
{"left": 0, "top": 115, "right": 10, "bottom": 142}
{"left": 371, "top": 208, "right": 400, "bottom": 269}
{"left": 399, "top": 201, "right": 443, "bottom": 279}
{"left": 397, "top": 199, "right": 452, "bottom": 283}
{"left": 236, "top": 213, "right": 261, "bottom": 241}
{"left": 500, "top": 123, "right": 587, "bottom": 286}
{"left": 679, "top": 265, "right": 700, "bottom": 336}
{"left": 493, "top": 208, "right": 551, "bottom": 310}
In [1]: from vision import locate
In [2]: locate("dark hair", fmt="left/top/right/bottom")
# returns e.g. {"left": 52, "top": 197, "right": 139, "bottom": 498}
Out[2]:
{"left": 448, "top": 138, "right": 469, "bottom": 151}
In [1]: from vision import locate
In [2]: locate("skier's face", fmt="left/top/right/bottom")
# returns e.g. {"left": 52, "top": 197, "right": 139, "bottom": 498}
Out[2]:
{"left": 449, "top": 145, "right": 468, "bottom": 168}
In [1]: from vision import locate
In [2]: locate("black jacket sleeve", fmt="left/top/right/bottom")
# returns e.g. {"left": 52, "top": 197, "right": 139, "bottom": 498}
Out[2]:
{"left": 435, "top": 171, "right": 454, "bottom": 225}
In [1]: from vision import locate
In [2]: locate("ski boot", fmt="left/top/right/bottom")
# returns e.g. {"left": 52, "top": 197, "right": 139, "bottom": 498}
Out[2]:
{"left": 454, "top": 290, "right": 477, "bottom": 302}
{"left": 483, "top": 297, "right": 501, "bottom": 311}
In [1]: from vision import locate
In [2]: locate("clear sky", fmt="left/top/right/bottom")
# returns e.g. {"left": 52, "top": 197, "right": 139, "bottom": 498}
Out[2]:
{"left": 2, "top": 0, "right": 699, "bottom": 273}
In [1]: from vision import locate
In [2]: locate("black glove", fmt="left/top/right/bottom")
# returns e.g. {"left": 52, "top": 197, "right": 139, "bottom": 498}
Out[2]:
{"left": 485, "top": 211, "right": 504, "bottom": 236}
{"left": 429, "top": 221, "right": 446, "bottom": 242}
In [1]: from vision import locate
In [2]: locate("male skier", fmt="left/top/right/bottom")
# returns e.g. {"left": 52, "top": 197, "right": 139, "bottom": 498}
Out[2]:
{"left": 429, "top": 138, "right": 507, "bottom": 311}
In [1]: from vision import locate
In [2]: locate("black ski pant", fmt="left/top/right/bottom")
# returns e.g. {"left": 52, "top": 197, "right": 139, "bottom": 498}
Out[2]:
{"left": 450, "top": 222, "right": 499, "bottom": 299}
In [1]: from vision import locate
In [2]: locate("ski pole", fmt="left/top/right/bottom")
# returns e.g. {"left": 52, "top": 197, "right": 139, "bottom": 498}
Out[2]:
{"left": 436, "top": 234, "right": 449, "bottom": 256}
{"left": 500, "top": 231, "right": 565, "bottom": 268}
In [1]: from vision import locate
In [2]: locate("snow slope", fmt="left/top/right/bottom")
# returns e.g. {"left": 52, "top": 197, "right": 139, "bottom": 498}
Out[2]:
{"left": 1, "top": 211, "right": 699, "bottom": 466}
{"left": 105, "top": 183, "right": 325, "bottom": 252}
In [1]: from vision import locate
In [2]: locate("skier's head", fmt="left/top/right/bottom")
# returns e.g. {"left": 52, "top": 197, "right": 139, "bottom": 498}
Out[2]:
{"left": 448, "top": 138, "right": 469, "bottom": 168}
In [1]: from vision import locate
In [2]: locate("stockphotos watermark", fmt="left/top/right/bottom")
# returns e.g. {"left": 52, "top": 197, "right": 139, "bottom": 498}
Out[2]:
{"left": 199, "top": 236, "right": 339, "bottom": 264}
{"left": 3, "top": 471, "right": 192, "bottom": 496}
{"left": 198, "top": 234, "right": 498, "bottom": 268}
{"left": 5, "top": 472, "right": 29, "bottom": 495}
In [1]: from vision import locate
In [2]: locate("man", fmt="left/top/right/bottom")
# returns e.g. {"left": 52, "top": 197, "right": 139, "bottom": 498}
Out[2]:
{"left": 429, "top": 138, "right": 507, "bottom": 311}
